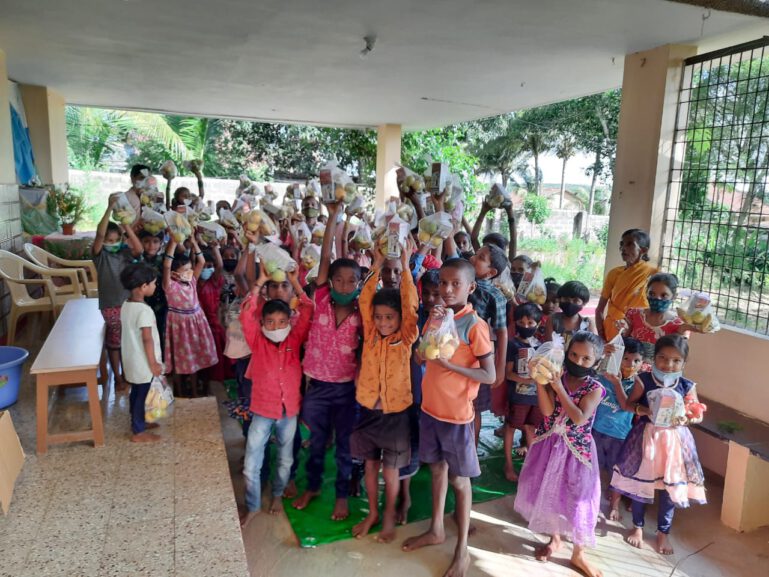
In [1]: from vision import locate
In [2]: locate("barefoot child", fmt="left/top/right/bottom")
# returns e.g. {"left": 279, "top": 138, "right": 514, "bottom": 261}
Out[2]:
{"left": 350, "top": 240, "right": 419, "bottom": 542}
{"left": 402, "top": 259, "right": 496, "bottom": 577}
{"left": 514, "top": 331, "right": 606, "bottom": 577}
{"left": 503, "top": 302, "right": 543, "bottom": 482}
{"left": 292, "top": 201, "right": 362, "bottom": 521}
{"left": 238, "top": 268, "right": 314, "bottom": 526}
{"left": 611, "top": 334, "right": 706, "bottom": 555}
{"left": 119, "top": 263, "right": 164, "bottom": 443}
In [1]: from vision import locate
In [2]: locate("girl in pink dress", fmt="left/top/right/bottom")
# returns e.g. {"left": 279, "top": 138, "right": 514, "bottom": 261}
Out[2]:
{"left": 163, "top": 236, "right": 218, "bottom": 397}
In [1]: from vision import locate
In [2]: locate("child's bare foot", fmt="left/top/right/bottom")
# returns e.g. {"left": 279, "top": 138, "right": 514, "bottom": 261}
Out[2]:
{"left": 376, "top": 511, "right": 397, "bottom": 543}
{"left": 352, "top": 512, "right": 379, "bottom": 539}
{"left": 115, "top": 379, "right": 129, "bottom": 394}
{"left": 240, "top": 510, "right": 259, "bottom": 528}
{"left": 608, "top": 506, "right": 621, "bottom": 521}
{"left": 291, "top": 490, "right": 319, "bottom": 510}
{"left": 535, "top": 535, "right": 562, "bottom": 562}
{"left": 396, "top": 495, "right": 411, "bottom": 525}
{"left": 571, "top": 550, "right": 603, "bottom": 577}
{"left": 145, "top": 422, "right": 160, "bottom": 430}
{"left": 331, "top": 498, "right": 349, "bottom": 521}
{"left": 655, "top": 532, "right": 674, "bottom": 555}
{"left": 269, "top": 497, "right": 284, "bottom": 515}
{"left": 130, "top": 431, "right": 161, "bottom": 443}
{"left": 282, "top": 480, "right": 298, "bottom": 499}
{"left": 514, "top": 446, "right": 528, "bottom": 457}
{"left": 402, "top": 528, "right": 446, "bottom": 551}
{"left": 626, "top": 527, "right": 644, "bottom": 549}
{"left": 504, "top": 464, "right": 519, "bottom": 482}
{"left": 444, "top": 545, "right": 471, "bottom": 577}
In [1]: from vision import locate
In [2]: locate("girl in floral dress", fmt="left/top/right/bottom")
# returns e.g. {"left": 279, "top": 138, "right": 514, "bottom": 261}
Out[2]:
{"left": 514, "top": 331, "right": 606, "bottom": 577}
{"left": 163, "top": 236, "right": 218, "bottom": 397}
{"left": 197, "top": 240, "right": 228, "bottom": 391}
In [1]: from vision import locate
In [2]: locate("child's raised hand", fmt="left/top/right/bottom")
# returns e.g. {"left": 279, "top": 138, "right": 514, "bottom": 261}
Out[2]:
{"left": 244, "top": 230, "right": 259, "bottom": 245}
{"left": 430, "top": 305, "right": 447, "bottom": 320}
{"left": 401, "top": 236, "right": 415, "bottom": 267}
{"left": 372, "top": 247, "right": 386, "bottom": 269}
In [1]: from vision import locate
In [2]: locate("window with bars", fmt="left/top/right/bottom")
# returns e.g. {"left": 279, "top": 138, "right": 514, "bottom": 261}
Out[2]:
{"left": 661, "top": 38, "right": 769, "bottom": 335}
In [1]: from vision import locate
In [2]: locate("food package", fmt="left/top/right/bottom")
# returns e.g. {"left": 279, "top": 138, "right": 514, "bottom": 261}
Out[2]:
{"left": 428, "top": 162, "right": 450, "bottom": 196}
{"left": 141, "top": 206, "right": 166, "bottom": 235}
{"left": 515, "top": 264, "right": 546, "bottom": 306}
{"left": 198, "top": 221, "right": 227, "bottom": 244}
{"left": 600, "top": 333, "right": 625, "bottom": 376}
{"left": 396, "top": 166, "right": 426, "bottom": 194}
{"left": 300, "top": 244, "right": 321, "bottom": 271}
{"left": 160, "top": 160, "right": 178, "bottom": 181}
{"left": 384, "top": 215, "right": 409, "bottom": 258}
{"left": 244, "top": 208, "right": 278, "bottom": 237}
{"left": 305, "top": 261, "right": 320, "bottom": 285}
{"left": 218, "top": 208, "right": 240, "bottom": 230}
{"left": 396, "top": 201, "right": 415, "bottom": 223}
{"left": 684, "top": 393, "right": 708, "bottom": 421}
{"left": 263, "top": 202, "right": 285, "bottom": 221}
{"left": 676, "top": 290, "right": 721, "bottom": 333}
{"left": 417, "top": 211, "right": 453, "bottom": 249}
{"left": 185, "top": 206, "right": 200, "bottom": 229}
{"left": 286, "top": 183, "right": 304, "bottom": 201}
{"left": 231, "top": 199, "right": 250, "bottom": 224}
{"left": 111, "top": 192, "right": 137, "bottom": 225}
{"left": 350, "top": 221, "right": 373, "bottom": 251}
{"left": 345, "top": 195, "right": 365, "bottom": 217}
{"left": 486, "top": 183, "right": 511, "bottom": 209}
{"left": 647, "top": 388, "right": 686, "bottom": 428}
{"left": 418, "top": 308, "right": 461, "bottom": 360}
{"left": 528, "top": 335, "right": 565, "bottom": 385}
{"left": 236, "top": 174, "right": 252, "bottom": 197}
{"left": 139, "top": 176, "right": 164, "bottom": 207}
{"left": 262, "top": 183, "right": 276, "bottom": 202}
{"left": 145, "top": 376, "right": 173, "bottom": 423}
{"left": 311, "top": 222, "right": 326, "bottom": 245}
{"left": 493, "top": 266, "right": 516, "bottom": 301}
{"left": 445, "top": 177, "right": 465, "bottom": 223}
{"left": 292, "top": 221, "right": 312, "bottom": 244}
{"left": 254, "top": 241, "right": 297, "bottom": 283}
{"left": 164, "top": 211, "right": 193, "bottom": 243}
{"left": 183, "top": 159, "right": 203, "bottom": 173}
{"left": 196, "top": 204, "right": 213, "bottom": 222}
{"left": 306, "top": 179, "right": 321, "bottom": 198}
{"left": 319, "top": 161, "right": 356, "bottom": 204}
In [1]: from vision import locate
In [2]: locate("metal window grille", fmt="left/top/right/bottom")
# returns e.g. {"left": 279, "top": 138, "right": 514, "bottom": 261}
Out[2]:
{"left": 661, "top": 37, "right": 769, "bottom": 335}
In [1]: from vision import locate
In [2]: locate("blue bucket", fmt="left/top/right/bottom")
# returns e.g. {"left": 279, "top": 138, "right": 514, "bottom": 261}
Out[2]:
{"left": 0, "top": 347, "right": 30, "bottom": 410}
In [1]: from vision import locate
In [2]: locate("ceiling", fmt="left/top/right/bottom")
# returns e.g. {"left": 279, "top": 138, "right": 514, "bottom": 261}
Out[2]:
{"left": 0, "top": 0, "right": 766, "bottom": 129}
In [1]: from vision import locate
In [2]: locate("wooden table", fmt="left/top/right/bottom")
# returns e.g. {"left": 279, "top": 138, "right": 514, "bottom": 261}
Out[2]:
{"left": 30, "top": 298, "right": 107, "bottom": 454}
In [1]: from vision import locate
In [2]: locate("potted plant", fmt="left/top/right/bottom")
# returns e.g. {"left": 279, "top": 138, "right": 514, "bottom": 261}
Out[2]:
{"left": 51, "top": 185, "right": 87, "bottom": 235}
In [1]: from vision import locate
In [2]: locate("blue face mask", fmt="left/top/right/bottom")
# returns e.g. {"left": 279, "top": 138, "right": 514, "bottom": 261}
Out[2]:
{"left": 652, "top": 366, "right": 682, "bottom": 387}
{"left": 200, "top": 267, "right": 214, "bottom": 281}
{"left": 648, "top": 297, "right": 672, "bottom": 313}
{"left": 330, "top": 287, "right": 360, "bottom": 306}
{"left": 103, "top": 243, "right": 123, "bottom": 254}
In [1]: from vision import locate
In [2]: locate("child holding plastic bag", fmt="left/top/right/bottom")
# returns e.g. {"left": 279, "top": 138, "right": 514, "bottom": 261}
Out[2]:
{"left": 514, "top": 332, "right": 605, "bottom": 577}
{"left": 676, "top": 289, "right": 720, "bottom": 334}
{"left": 543, "top": 281, "right": 596, "bottom": 346}
{"left": 611, "top": 334, "right": 706, "bottom": 556}
{"left": 112, "top": 191, "right": 137, "bottom": 227}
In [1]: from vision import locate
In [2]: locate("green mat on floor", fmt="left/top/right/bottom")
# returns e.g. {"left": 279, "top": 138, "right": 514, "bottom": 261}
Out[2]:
{"left": 283, "top": 412, "right": 522, "bottom": 548}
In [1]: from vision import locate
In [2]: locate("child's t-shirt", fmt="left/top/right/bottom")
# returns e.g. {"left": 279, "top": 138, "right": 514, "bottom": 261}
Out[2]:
{"left": 120, "top": 301, "right": 161, "bottom": 384}
{"left": 94, "top": 249, "right": 134, "bottom": 310}
{"left": 507, "top": 338, "right": 537, "bottom": 406}
{"left": 593, "top": 375, "right": 636, "bottom": 440}
{"left": 421, "top": 304, "right": 492, "bottom": 425}
{"left": 625, "top": 307, "right": 684, "bottom": 361}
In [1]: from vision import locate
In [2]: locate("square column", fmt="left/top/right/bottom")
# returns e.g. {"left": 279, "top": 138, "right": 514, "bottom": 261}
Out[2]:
{"left": 375, "top": 124, "right": 402, "bottom": 210}
{"left": 0, "top": 51, "right": 15, "bottom": 183}
{"left": 19, "top": 84, "right": 69, "bottom": 186}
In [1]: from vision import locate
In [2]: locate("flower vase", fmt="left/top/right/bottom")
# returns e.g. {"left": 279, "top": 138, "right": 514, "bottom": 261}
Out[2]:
{"left": 62, "top": 223, "right": 75, "bottom": 236}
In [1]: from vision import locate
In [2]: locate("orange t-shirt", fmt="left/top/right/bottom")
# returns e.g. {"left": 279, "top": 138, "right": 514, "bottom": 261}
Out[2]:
{"left": 421, "top": 304, "right": 493, "bottom": 425}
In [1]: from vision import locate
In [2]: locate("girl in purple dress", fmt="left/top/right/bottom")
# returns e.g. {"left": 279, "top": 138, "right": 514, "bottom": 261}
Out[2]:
{"left": 514, "top": 331, "right": 606, "bottom": 577}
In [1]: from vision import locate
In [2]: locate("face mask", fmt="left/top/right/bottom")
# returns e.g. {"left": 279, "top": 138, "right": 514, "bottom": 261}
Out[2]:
{"left": 223, "top": 259, "right": 238, "bottom": 273}
{"left": 648, "top": 297, "right": 672, "bottom": 313}
{"left": 511, "top": 272, "right": 524, "bottom": 287}
{"left": 200, "top": 267, "right": 214, "bottom": 280}
{"left": 330, "top": 287, "right": 360, "bottom": 306}
{"left": 103, "top": 243, "right": 122, "bottom": 254}
{"left": 133, "top": 179, "right": 146, "bottom": 191}
{"left": 516, "top": 325, "right": 537, "bottom": 339}
{"left": 652, "top": 366, "right": 682, "bottom": 387}
{"left": 564, "top": 357, "right": 595, "bottom": 379}
{"left": 560, "top": 302, "right": 584, "bottom": 317}
{"left": 303, "top": 208, "right": 320, "bottom": 219}
{"left": 262, "top": 325, "right": 291, "bottom": 343}
{"left": 177, "top": 270, "right": 194, "bottom": 283}
{"left": 183, "top": 198, "right": 192, "bottom": 206}
{"left": 620, "top": 366, "right": 638, "bottom": 380}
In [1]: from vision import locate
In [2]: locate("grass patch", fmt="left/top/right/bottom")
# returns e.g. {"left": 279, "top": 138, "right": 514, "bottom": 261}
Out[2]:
{"left": 517, "top": 237, "right": 606, "bottom": 292}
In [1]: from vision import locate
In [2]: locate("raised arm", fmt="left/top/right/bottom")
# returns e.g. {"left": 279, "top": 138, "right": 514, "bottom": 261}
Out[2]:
{"left": 189, "top": 236, "right": 205, "bottom": 279}
{"left": 92, "top": 197, "right": 116, "bottom": 256}
{"left": 122, "top": 221, "right": 143, "bottom": 258}
{"left": 162, "top": 238, "right": 177, "bottom": 292}
{"left": 192, "top": 165, "right": 204, "bottom": 201}
{"left": 399, "top": 238, "right": 420, "bottom": 346}
{"left": 504, "top": 203, "right": 517, "bottom": 261}
{"left": 470, "top": 198, "right": 491, "bottom": 251}
{"left": 316, "top": 201, "right": 342, "bottom": 286}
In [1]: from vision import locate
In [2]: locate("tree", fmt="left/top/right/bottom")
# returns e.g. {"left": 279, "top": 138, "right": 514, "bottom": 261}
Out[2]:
{"left": 555, "top": 136, "right": 577, "bottom": 208}
{"left": 521, "top": 129, "right": 548, "bottom": 195}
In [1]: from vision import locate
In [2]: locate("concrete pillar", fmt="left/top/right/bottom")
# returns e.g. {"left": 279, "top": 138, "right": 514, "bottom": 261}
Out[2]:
{"left": 19, "top": 84, "right": 69, "bottom": 185}
{"left": 375, "top": 124, "right": 401, "bottom": 210}
{"left": 605, "top": 44, "right": 697, "bottom": 271}
{"left": 0, "top": 51, "right": 15, "bottom": 184}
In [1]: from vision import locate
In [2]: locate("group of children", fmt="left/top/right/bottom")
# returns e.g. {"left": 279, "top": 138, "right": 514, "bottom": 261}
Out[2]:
{"left": 94, "top": 165, "right": 711, "bottom": 577}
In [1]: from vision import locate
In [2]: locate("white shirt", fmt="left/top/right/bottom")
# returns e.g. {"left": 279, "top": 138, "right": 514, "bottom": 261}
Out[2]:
{"left": 120, "top": 301, "right": 162, "bottom": 384}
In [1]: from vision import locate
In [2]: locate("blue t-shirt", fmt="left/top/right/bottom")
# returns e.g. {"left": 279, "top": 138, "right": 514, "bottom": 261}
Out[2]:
{"left": 507, "top": 339, "right": 538, "bottom": 406}
{"left": 593, "top": 375, "right": 636, "bottom": 440}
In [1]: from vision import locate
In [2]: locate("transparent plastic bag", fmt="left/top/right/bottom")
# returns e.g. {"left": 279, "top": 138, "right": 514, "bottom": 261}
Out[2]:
{"left": 486, "top": 183, "right": 511, "bottom": 209}
{"left": 346, "top": 195, "right": 365, "bottom": 217}
{"left": 112, "top": 192, "right": 137, "bottom": 225}
{"left": 183, "top": 159, "right": 203, "bottom": 173}
{"left": 428, "top": 162, "right": 450, "bottom": 196}
{"left": 254, "top": 241, "right": 297, "bottom": 282}
{"left": 311, "top": 222, "right": 325, "bottom": 245}
{"left": 599, "top": 332, "right": 625, "bottom": 376}
{"left": 218, "top": 208, "right": 240, "bottom": 230}
{"left": 319, "top": 161, "right": 356, "bottom": 204}
{"left": 160, "top": 160, "right": 177, "bottom": 181}
{"left": 417, "top": 212, "right": 453, "bottom": 249}
{"left": 350, "top": 221, "right": 373, "bottom": 250}
{"left": 164, "top": 211, "right": 192, "bottom": 243}
{"left": 198, "top": 221, "right": 227, "bottom": 244}
{"left": 396, "top": 201, "right": 415, "bottom": 223}
{"left": 236, "top": 174, "right": 251, "bottom": 197}
{"left": 528, "top": 335, "right": 565, "bottom": 385}
{"left": 306, "top": 179, "right": 321, "bottom": 198}
{"left": 244, "top": 208, "right": 278, "bottom": 237}
{"left": 418, "top": 308, "right": 461, "bottom": 360}
{"left": 292, "top": 221, "right": 312, "bottom": 244}
{"left": 396, "top": 165, "right": 426, "bottom": 194}
{"left": 515, "top": 263, "right": 546, "bottom": 305}
{"left": 676, "top": 290, "right": 720, "bottom": 333}
{"left": 492, "top": 266, "right": 516, "bottom": 301}
{"left": 383, "top": 215, "right": 409, "bottom": 258}
{"left": 145, "top": 376, "right": 173, "bottom": 423}
{"left": 300, "top": 244, "right": 321, "bottom": 271}
{"left": 445, "top": 177, "right": 465, "bottom": 223}
{"left": 141, "top": 206, "right": 166, "bottom": 235}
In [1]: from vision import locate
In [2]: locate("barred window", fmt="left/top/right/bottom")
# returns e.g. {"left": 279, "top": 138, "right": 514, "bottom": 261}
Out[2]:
{"left": 661, "top": 38, "right": 769, "bottom": 335}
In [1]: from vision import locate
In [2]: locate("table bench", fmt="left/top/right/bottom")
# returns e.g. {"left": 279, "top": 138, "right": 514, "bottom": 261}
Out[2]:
{"left": 30, "top": 298, "right": 108, "bottom": 454}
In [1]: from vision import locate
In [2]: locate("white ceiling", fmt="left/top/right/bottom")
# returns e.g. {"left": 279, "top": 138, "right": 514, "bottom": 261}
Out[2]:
{"left": 0, "top": 0, "right": 765, "bottom": 129}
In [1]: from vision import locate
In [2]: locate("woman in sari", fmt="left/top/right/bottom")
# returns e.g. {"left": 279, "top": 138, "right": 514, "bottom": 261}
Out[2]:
{"left": 596, "top": 229, "right": 657, "bottom": 342}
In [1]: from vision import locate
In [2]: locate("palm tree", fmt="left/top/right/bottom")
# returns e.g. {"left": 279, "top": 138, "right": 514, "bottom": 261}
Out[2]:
{"left": 555, "top": 137, "right": 576, "bottom": 208}
{"left": 522, "top": 130, "right": 548, "bottom": 195}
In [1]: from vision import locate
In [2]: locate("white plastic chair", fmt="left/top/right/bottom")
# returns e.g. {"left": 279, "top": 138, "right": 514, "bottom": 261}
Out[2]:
{"left": 24, "top": 243, "right": 98, "bottom": 298}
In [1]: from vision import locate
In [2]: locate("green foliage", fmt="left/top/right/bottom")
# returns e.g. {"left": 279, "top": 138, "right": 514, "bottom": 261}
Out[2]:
{"left": 595, "top": 221, "right": 609, "bottom": 246}
{"left": 517, "top": 237, "right": 606, "bottom": 291}
{"left": 523, "top": 194, "right": 551, "bottom": 225}
{"left": 50, "top": 185, "right": 88, "bottom": 226}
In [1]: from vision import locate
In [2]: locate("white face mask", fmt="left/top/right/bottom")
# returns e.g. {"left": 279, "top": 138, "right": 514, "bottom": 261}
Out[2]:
{"left": 177, "top": 270, "right": 194, "bottom": 283}
{"left": 183, "top": 198, "right": 192, "bottom": 206}
{"left": 262, "top": 325, "right": 291, "bottom": 343}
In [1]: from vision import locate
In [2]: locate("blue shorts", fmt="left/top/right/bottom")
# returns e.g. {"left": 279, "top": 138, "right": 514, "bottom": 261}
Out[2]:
{"left": 419, "top": 412, "right": 480, "bottom": 478}
{"left": 593, "top": 430, "right": 625, "bottom": 473}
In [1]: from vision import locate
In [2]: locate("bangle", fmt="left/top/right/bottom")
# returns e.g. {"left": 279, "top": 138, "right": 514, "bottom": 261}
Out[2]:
{"left": 164, "top": 254, "right": 174, "bottom": 260}
{"left": 634, "top": 403, "right": 641, "bottom": 415}
{"left": 194, "top": 251, "right": 203, "bottom": 257}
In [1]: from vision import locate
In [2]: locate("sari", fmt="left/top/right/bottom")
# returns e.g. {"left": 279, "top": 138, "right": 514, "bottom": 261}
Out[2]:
{"left": 600, "top": 260, "right": 657, "bottom": 341}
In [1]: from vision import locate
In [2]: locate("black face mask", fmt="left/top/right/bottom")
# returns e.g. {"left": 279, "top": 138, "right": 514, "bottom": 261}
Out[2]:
{"left": 511, "top": 272, "right": 524, "bottom": 287}
{"left": 564, "top": 357, "right": 596, "bottom": 379}
{"left": 222, "top": 259, "right": 238, "bottom": 273}
{"left": 560, "top": 302, "right": 583, "bottom": 317}
{"left": 516, "top": 325, "right": 537, "bottom": 339}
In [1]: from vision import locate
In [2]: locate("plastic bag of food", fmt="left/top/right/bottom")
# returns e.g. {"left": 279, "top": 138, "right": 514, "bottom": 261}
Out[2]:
{"left": 198, "top": 221, "right": 227, "bottom": 244}
{"left": 417, "top": 211, "right": 453, "bottom": 249}
{"left": 160, "top": 160, "right": 178, "bottom": 181}
{"left": 196, "top": 204, "right": 213, "bottom": 222}
{"left": 311, "top": 223, "right": 325, "bottom": 245}
{"left": 647, "top": 387, "right": 686, "bottom": 427}
{"left": 254, "top": 241, "right": 297, "bottom": 283}
{"left": 486, "top": 183, "right": 511, "bottom": 209}
{"left": 676, "top": 290, "right": 721, "bottom": 333}
{"left": 292, "top": 221, "right": 312, "bottom": 244}
{"left": 600, "top": 332, "right": 625, "bottom": 376}
{"left": 300, "top": 244, "right": 321, "bottom": 271}
{"left": 350, "top": 221, "right": 373, "bottom": 251}
{"left": 306, "top": 178, "right": 321, "bottom": 198}
{"left": 243, "top": 208, "right": 278, "bottom": 237}
{"left": 164, "top": 211, "right": 193, "bottom": 243}
{"left": 383, "top": 215, "right": 409, "bottom": 258}
{"left": 445, "top": 177, "right": 465, "bottom": 223}
{"left": 418, "top": 308, "right": 461, "bottom": 360}
{"left": 112, "top": 192, "right": 137, "bottom": 225}
{"left": 183, "top": 159, "right": 203, "bottom": 173}
{"left": 139, "top": 176, "right": 163, "bottom": 207}
{"left": 428, "top": 162, "right": 450, "bottom": 196}
{"left": 528, "top": 334, "right": 565, "bottom": 385}
{"left": 320, "top": 161, "right": 356, "bottom": 204}
{"left": 236, "top": 174, "right": 251, "bottom": 197}
{"left": 396, "top": 201, "right": 415, "bottom": 223}
{"left": 345, "top": 195, "right": 365, "bottom": 217}
{"left": 218, "top": 208, "right": 240, "bottom": 230}
{"left": 396, "top": 166, "right": 426, "bottom": 194}
{"left": 492, "top": 266, "right": 516, "bottom": 301}
{"left": 263, "top": 202, "right": 285, "bottom": 221}
{"left": 515, "top": 263, "right": 546, "bottom": 306}
{"left": 231, "top": 198, "right": 251, "bottom": 224}
{"left": 145, "top": 376, "right": 173, "bottom": 423}
{"left": 141, "top": 206, "right": 166, "bottom": 235}
{"left": 260, "top": 183, "right": 274, "bottom": 201}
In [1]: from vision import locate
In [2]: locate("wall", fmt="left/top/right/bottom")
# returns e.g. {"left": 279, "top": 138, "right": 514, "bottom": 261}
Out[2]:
{"left": 515, "top": 209, "right": 608, "bottom": 241}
